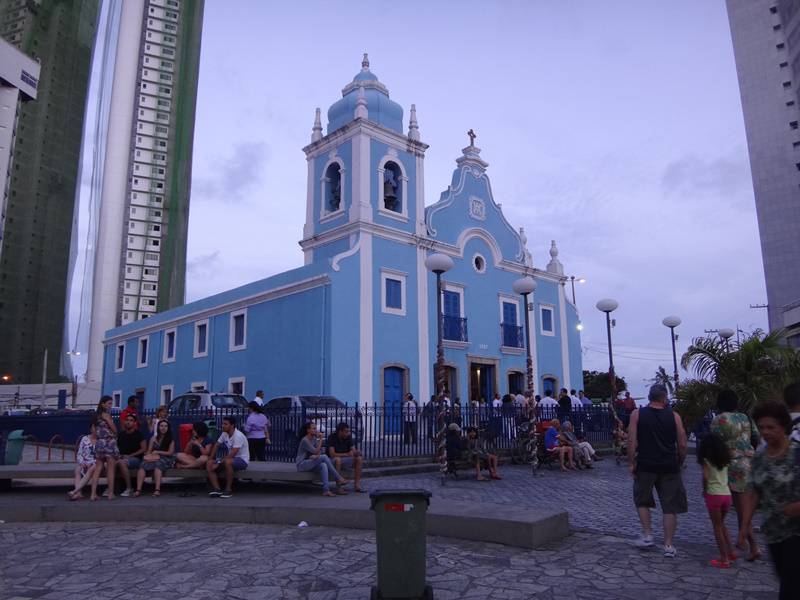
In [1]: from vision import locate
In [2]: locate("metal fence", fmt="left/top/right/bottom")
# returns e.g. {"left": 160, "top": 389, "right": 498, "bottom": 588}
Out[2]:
{"left": 0, "top": 404, "right": 629, "bottom": 463}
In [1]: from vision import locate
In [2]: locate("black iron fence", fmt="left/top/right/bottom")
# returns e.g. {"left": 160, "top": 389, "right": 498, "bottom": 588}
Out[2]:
{"left": 0, "top": 404, "right": 633, "bottom": 464}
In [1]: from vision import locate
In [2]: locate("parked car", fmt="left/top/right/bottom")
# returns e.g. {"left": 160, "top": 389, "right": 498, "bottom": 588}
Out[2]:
{"left": 264, "top": 395, "right": 363, "bottom": 458}
{"left": 167, "top": 391, "right": 249, "bottom": 414}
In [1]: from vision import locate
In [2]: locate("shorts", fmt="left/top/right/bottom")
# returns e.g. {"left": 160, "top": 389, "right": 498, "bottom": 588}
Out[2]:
{"left": 333, "top": 456, "right": 357, "bottom": 468}
{"left": 704, "top": 493, "right": 732, "bottom": 512}
{"left": 633, "top": 470, "right": 688, "bottom": 514}
{"left": 213, "top": 457, "right": 247, "bottom": 471}
{"left": 125, "top": 457, "right": 142, "bottom": 470}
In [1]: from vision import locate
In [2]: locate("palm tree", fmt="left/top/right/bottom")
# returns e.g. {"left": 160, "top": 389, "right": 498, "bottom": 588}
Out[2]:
{"left": 675, "top": 329, "right": 800, "bottom": 428}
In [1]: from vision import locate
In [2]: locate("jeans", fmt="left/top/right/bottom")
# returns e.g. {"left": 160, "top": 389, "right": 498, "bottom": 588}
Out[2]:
{"left": 297, "top": 455, "right": 343, "bottom": 492}
{"left": 768, "top": 535, "right": 800, "bottom": 600}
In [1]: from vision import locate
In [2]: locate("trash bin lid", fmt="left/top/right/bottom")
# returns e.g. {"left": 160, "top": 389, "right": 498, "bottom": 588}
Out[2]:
{"left": 369, "top": 488, "right": 432, "bottom": 509}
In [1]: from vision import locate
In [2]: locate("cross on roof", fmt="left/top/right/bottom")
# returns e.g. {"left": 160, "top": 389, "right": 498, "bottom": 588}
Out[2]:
{"left": 467, "top": 129, "right": 476, "bottom": 147}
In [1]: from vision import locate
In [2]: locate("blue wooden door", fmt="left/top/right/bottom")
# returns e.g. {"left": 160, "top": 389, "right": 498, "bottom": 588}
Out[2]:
{"left": 502, "top": 301, "right": 517, "bottom": 325}
{"left": 443, "top": 290, "right": 460, "bottom": 316}
{"left": 383, "top": 367, "right": 404, "bottom": 435}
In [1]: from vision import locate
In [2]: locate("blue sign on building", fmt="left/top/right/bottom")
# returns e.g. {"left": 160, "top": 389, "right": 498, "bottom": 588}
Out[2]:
{"left": 102, "top": 55, "right": 583, "bottom": 409}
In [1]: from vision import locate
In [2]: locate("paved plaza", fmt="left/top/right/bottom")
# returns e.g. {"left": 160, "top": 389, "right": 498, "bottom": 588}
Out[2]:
{"left": 0, "top": 461, "right": 779, "bottom": 599}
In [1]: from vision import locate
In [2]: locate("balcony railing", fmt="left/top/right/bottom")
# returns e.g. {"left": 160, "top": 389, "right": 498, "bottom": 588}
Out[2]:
{"left": 501, "top": 323, "right": 524, "bottom": 348}
{"left": 443, "top": 315, "right": 468, "bottom": 342}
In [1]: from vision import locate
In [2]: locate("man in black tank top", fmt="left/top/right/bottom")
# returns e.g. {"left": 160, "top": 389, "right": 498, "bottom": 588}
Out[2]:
{"left": 628, "top": 384, "right": 688, "bottom": 557}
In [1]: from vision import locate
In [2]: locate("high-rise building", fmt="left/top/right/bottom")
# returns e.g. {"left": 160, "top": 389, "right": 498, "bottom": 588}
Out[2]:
{"left": 0, "top": 0, "right": 99, "bottom": 383}
{"left": 726, "top": 0, "right": 800, "bottom": 341}
{"left": 85, "top": 0, "right": 204, "bottom": 384}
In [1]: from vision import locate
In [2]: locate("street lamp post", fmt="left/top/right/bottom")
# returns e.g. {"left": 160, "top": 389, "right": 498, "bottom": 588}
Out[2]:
{"left": 662, "top": 316, "right": 681, "bottom": 387}
{"left": 513, "top": 276, "right": 537, "bottom": 395}
{"left": 596, "top": 299, "right": 619, "bottom": 402}
{"left": 718, "top": 328, "right": 735, "bottom": 352}
{"left": 425, "top": 253, "right": 454, "bottom": 398}
{"left": 568, "top": 276, "right": 585, "bottom": 305}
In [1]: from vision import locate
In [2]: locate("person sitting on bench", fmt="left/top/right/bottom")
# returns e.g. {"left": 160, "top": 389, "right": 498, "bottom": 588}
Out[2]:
{"left": 545, "top": 419, "right": 576, "bottom": 471}
{"left": 465, "top": 427, "right": 501, "bottom": 481}
{"left": 176, "top": 421, "right": 214, "bottom": 469}
{"left": 327, "top": 422, "right": 366, "bottom": 493}
{"left": 206, "top": 416, "right": 249, "bottom": 499}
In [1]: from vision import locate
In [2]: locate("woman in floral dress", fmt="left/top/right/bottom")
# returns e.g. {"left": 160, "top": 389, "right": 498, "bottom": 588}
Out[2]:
{"left": 710, "top": 389, "right": 761, "bottom": 560}
{"left": 90, "top": 395, "right": 120, "bottom": 501}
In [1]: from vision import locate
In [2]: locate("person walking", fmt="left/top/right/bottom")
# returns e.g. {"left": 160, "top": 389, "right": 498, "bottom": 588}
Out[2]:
{"left": 710, "top": 389, "right": 761, "bottom": 561}
{"left": 697, "top": 433, "right": 734, "bottom": 568}
{"left": 739, "top": 400, "right": 800, "bottom": 600}
{"left": 402, "top": 393, "right": 418, "bottom": 445}
{"left": 628, "top": 384, "right": 688, "bottom": 557}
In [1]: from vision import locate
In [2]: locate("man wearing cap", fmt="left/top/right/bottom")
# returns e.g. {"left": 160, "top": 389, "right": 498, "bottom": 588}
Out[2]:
{"left": 628, "top": 384, "right": 688, "bottom": 558}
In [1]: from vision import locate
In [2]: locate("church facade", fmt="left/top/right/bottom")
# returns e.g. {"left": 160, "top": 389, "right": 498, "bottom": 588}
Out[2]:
{"left": 101, "top": 56, "right": 583, "bottom": 411}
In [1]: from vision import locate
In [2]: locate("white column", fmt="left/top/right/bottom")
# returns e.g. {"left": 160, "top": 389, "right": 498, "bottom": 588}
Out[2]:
{"left": 415, "top": 153, "right": 429, "bottom": 403}
{"left": 303, "top": 155, "right": 314, "bottom": 264}
{"left": 558, "top": 282, "right": 571, "bottom": 390}
{"left": 359, "top": 232, "right": 373, "bottom": 406}
{"left": 85, "top": 0, "right": 145, "bottom": 384}
{"left": 0, "top": 86, "right": 21, "bottom": 245}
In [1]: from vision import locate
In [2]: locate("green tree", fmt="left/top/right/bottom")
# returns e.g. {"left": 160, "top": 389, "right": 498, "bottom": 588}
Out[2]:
{"left": 583, "top": 370, "right": 627, "bottom": 401}
{"left": 674, "top": 329, "right": 800, "bottom": 430}
{"left": 649, "top": 366, "right": 675, "bottom": 398}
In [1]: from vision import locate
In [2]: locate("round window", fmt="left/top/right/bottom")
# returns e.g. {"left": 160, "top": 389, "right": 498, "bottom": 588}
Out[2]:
{"left": 473, "top": 254, "right": 486, "bottom": 273}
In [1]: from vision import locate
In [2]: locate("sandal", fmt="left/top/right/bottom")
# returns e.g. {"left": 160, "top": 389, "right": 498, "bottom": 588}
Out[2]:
{"left": 67, "top": 490, "right": 81, "bottom": 501}
{"left": 133, "top": 490, "right": 141, "bottom": 498}
{"left": 152, "top": 490, "right": 160, "bottom": 497}
{"left": 709, "top": 559, "right": 731, "bottom": 569}
{"left": 354, "top": 487, "right": 368, "bottom": 493}
{"left": 746, "top": 551, "right": 762, "bottom": 562}
{"left": 491, "top": 474, "right": 502, "bottom": 480}
{"left": 337, "top": 478, "right": 350, "bottom": 487}
{"left": 476, "top": 476, "right": 487, "bottom": 481}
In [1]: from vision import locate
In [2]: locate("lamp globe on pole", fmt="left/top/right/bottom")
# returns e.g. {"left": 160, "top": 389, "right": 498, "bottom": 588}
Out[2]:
{"left": 596, "top": 299, "right": 619, "bottom": 403}
{"left": 718, "top": 328, "right": 735, "bottom": 352}
{"left": 425, "top": 253, "right": 454, "bottom": 399}
{"left": 661, "top": 316, "right": 681, "bottom": 387}
{"left": 513, "top": 276, "right": 537, "bottom": 395}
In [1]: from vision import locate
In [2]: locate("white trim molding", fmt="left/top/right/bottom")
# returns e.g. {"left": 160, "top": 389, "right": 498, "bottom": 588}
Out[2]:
{"left": 162, "top": 327, "right": 176, "bottom": 363}
{"left": 359, "top": 231, "right": 374, "bottom": 405}
{"left": 229, "top": 309, "right": 247, "bottom": 352}
{"left": 319, "top": 156, "right": 346, "bottom": 223}
{"left": 442, "top": 282, "right": 466, "bottom": 318}
{"left": 160, "top": 384, "right": 174, "bottom": 406}
{"left": 193, "top": 319, "right": 209, "bottom": 358}
{"left": 380, "top": 268, "right": 407, "bottom": 316}
{"left": 558, "top": 283, "right": 571, "bottom": 390}
{"left": 539, "top": 304, "right": 555, "bottom": 337}
{"left": 115, "top": 343, "right": 126, "bottom": 373}
{"left": 112, "top": 390, "right": 123, "bottom": 407}
{"left": 191, "top": 381, "right": 207, "bottom": 392}
{"left": 228, "top": 376, "right": 246, "bottom": 396}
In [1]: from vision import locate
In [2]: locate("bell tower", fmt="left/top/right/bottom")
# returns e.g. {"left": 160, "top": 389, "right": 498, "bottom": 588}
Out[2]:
{"left": 300, "top": 55, "right": 429, "bottom": 265}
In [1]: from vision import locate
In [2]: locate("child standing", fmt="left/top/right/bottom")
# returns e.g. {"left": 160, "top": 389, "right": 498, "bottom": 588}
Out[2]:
{"left": 697, "top": 433, "right": 734, "bottom": 568}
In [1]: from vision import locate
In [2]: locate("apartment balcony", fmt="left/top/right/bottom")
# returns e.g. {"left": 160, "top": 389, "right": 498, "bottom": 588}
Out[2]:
{"left": 443, "top": 316, "right": 468, "bottom": 343}
{"left": 500, "top": 323, "right": 525, "bottom": 349}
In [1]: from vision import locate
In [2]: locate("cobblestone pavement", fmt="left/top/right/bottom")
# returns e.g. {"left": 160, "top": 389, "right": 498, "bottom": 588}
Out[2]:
{"left": 0, "top": 521, "right": 777, "bottom": 600}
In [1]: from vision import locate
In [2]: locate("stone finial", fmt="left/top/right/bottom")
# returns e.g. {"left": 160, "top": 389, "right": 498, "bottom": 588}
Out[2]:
{"left": 408, "top": 103, "right": 420, "bottom": 141}
{"left": 546, "top": 240, "right": 564, "bottom": 275}
{"left": 311, "top": 107, "right": 322, "bottom": 142}
{"left": 355, "top": 86, "right": 368, "bottom": 119}
{"left": 362, "top": 53, "right": 369, "bottom": 70}
{"left": 519, "top": 227, "right": 533, "bottom": 267}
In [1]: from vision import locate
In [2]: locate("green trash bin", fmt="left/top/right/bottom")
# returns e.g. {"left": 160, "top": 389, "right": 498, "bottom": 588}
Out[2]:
{"left": 4, "top": 430, "right": 25, "bottom": 465}
{"left": 369, "top": 489, "right": 433, "bottom": 600}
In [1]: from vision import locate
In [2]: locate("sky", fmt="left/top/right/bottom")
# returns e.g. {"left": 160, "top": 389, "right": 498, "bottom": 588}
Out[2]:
{"left": 68, "top": 0, "right": 767, "bottom": 396}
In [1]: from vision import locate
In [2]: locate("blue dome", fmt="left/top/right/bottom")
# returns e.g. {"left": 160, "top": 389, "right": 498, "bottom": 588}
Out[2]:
{"left": 327, "top": 55, "right": 404, "bottom": 135}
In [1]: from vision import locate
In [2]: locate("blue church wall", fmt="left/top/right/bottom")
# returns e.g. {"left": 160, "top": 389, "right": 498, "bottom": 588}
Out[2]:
{"left": 371, "top": 237, "right": 420, "bottom": 407}
{"left": 534, "top": 279, "right": 565, "bottom": 392}
{"left": 370, "top": 139, "right": 417, "bottom": 233}
{"left": 313, "top": 238, "right": 351, "bottom": 265}
{"left": 326, "top": 253, "right": 362, "bottom": 405}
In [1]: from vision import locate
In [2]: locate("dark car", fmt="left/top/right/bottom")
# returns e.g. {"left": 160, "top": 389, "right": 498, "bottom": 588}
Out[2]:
{"left": 167, "top": 391, "right": 249, "bottom": 414}
{"left": 264, "top": 395, "right": 363, "bottom": 458}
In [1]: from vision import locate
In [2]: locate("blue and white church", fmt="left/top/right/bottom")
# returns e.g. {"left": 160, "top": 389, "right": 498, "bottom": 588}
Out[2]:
{"left": 101, "top": 55, "right": 583, "bottom": 411}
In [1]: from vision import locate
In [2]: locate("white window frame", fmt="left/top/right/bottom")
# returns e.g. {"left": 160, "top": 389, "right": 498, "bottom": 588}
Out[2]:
{"left": 112, "top": 390, "right": 122, "bottom": 408}
{"left": 193, "top": 319, "right": 209, "bottom": 358}
{"left": 162, "top": 327, "right": 176, "bottom": 363}
{"left": 115, "top": 343, "right": 125, "bottom": 373}
{"left": 380, "top": 269, "right": 407, "bottom": 316}
{"left": 539, "top": 304, "right": 556, "bottom": 337}
{"left": 137, "top": 335, "right": 150, "bottom": 368}
{"left": 160, "top": 384, "right": 174, "bottom": 406}
{"left": 377, "top": 154, "right": 409, "bottom": 222}
{"left": 498, "top": 294, "right": 521, "bottom": 325}
{"left": 228, "top": 376, "right": 246, "bottom": 396}
{"left": 229, "top": 309, "right": 247, "bottom": 351}
{"left": 191, "top": 381, "right": 207, "bottom": 392}
{"left": 472, "top": 252, "right": 487, "bottom": 274}
{"left": 319, "top": 157, "right": 346, "bottom": 222}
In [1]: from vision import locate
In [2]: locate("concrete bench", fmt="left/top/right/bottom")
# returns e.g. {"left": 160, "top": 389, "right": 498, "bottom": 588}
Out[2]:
{"left": 0, "top": 461, "right": 320, "bottom": 489}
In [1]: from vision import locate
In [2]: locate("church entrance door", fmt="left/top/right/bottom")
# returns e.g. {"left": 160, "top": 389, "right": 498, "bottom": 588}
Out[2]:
{"left": 383, "top": 366, "right": 404, "bottom": 435}
{"left": 469, "top": 363, "right": 495, "bottom": 404}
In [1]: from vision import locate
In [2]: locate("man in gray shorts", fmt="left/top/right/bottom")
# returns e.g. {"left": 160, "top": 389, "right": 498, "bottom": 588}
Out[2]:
{"left": 327, "top": 422, "right": 366, "bottom": 493}
{"left": 628, "top": 384, "right": 688, "bottom": 557}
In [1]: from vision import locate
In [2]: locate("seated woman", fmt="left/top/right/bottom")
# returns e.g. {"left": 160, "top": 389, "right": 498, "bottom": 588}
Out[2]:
{"left": 559, "top": 421, "right": 593, "bottom": 469}
{"left": 148, "top": 405, "right": 168, "bottom": 439}
{"left": 465, "top": 427, "right": 501, "bottom": 481}
{"left": 175, "top": 421, "right": 214, "bottom": 469}
{"left": 135, "top": 419, "right": 176, "bottom": 497}
{"left": 68, "top": 423, "right": 99, "bottom": 500}
{"left": 296, "top": 422, "right": 349, "bottom": 497}
{"left": 545, "top": 419, "right": 576, "bottom": 472}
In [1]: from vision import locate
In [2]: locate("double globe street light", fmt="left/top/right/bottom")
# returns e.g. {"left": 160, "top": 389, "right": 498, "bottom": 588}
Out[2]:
{"left": 512, "top": 276, "right": 537, "bottom": 395}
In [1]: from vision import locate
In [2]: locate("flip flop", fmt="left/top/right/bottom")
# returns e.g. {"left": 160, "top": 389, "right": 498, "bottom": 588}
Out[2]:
{"left": 709, "top": 559, "right": 731, "bottom": 569}
{"left": 133, "top": 490, "right": 141, "bottom": 498}
{"left": 746, "top": 552, "right": 762, "bottom": 562}
{"left": 152, "top": 490, "right": 160, "bottom": 497}
{"left": 322, "top": 491, "right": 336, "bottom": 497}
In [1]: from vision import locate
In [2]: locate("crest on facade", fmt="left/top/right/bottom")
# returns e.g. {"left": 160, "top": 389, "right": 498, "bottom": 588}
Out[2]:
{"left": 468, "top": 196, "right": 486, "bottom": 221}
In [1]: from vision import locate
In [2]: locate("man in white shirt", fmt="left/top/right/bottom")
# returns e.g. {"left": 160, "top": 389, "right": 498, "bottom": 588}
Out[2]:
{"left": 403, "top": 393, "right": 418, "bottom": 445}
{"left": 252, "top": 390, "right": 265, "bottom": 407}
{"left": 492, "top": 393, "right": 503, "bottom": 408}
{"left": 206, "top": 416, "right": 249, "bottom": 498}
{"left": 538, "top": 391, "right": 559, "bottom": 407}
{"left": 783, "top": 382, "right": 800, "bottom": 444}
{"left": 570, "top": 389, "right": 582, "bottom": 410}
